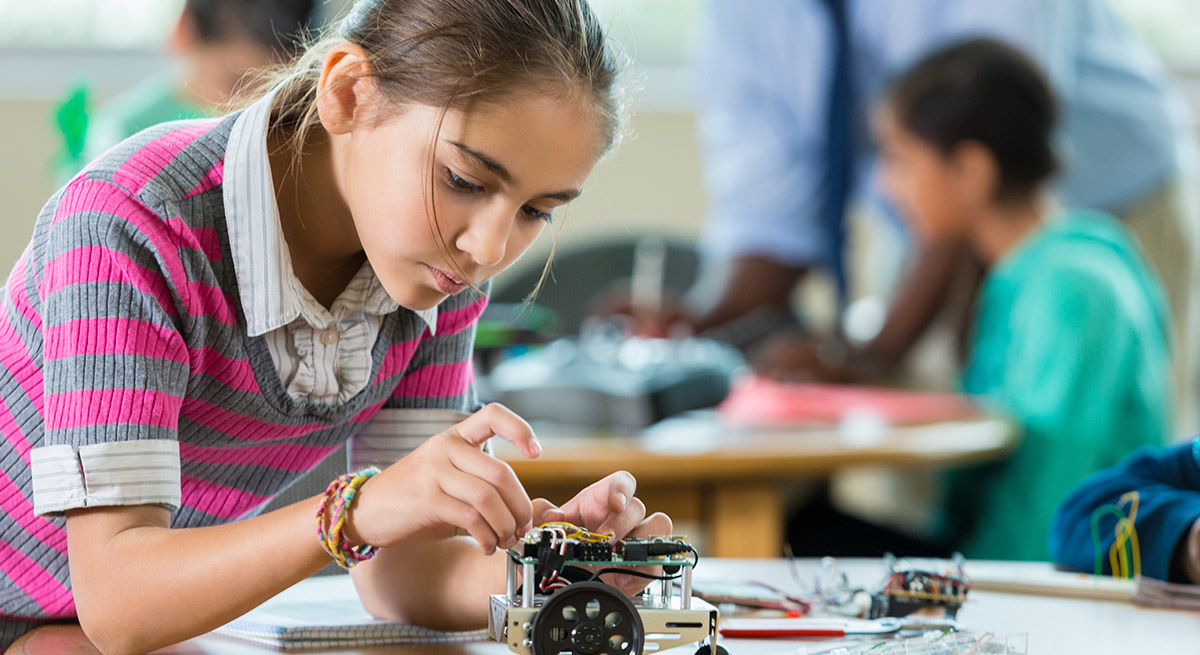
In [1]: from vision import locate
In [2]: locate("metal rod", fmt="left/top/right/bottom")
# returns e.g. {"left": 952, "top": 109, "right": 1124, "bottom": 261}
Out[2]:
{"left": 506, "top": 553, "right": 517, "bottom": 602}
{"left": 522, "top": 560, "right": 535, "bottom": 608}
{"left": 682, "top": 564, "right": 692, "bottom": 608}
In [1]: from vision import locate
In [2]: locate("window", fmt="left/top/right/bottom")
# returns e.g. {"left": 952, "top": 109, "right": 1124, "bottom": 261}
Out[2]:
{"left": 1111, "top": 0, "right": 1200, "bottom": 71}
{"left": 0, "top": 0, "right": 352, "bottom": 100}
{"left": 0, "top": 0, "right": 183, "bottom": 49}
{"left": 590, "top": 0, "right": 703, "bottom": 110}
{"left": 590, "top": 0, "right": 701, "bottom": 67}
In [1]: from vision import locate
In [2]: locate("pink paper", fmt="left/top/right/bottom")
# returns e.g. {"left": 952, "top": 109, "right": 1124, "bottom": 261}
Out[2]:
{"left": 718, "top": 375, "right": 978, "bottom": 426}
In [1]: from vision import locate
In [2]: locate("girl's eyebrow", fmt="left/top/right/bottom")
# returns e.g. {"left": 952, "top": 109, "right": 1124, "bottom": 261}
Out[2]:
{"left": 452, "top": 141, "right": 513, "bottom": 183}
{"left": 450, "top": 141, "right": 582, "bottom": 202}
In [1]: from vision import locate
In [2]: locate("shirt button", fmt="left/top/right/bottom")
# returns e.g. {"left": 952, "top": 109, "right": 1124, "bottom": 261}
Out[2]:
{"left": 320, "top": 328, "right": 339, "bottom": 345}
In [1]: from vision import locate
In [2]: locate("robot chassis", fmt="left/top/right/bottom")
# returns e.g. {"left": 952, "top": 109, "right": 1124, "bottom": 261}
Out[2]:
{"left": 489, "top": 524, "right": 725, "bottom": 655}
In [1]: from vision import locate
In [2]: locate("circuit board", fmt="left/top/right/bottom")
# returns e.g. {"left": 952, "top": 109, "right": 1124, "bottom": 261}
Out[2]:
{"left": 489, "top": 523, "right": 719, "bottom": 655}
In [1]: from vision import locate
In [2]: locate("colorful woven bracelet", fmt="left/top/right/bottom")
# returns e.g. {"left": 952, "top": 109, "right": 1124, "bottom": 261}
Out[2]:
{"left": 316, "top": 467, "right": 381, "bottom": 569}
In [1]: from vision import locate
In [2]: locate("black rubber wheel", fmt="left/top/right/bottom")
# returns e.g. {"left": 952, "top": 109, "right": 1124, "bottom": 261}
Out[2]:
{"left": 695, "top": 644, "right": 730, "bottom": 655}
{"left": 531, "top": 582, "right": 645, "bottom": 655}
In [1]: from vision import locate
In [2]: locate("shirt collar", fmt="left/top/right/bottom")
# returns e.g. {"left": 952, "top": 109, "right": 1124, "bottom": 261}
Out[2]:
{"left": 223, "top": 84, "right": 437, "bottom": 336}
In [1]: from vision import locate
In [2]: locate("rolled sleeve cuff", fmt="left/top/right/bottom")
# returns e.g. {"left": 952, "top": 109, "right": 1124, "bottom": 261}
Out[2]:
{"left": 31, "top": 440, "right": 182, "bottom": 516}
{"left": 349, "top": 408, "right": 473, "bottom": 469}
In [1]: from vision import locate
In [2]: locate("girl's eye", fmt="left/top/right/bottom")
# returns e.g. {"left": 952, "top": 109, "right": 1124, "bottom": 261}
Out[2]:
{"left": 445, "top": 167, "right": 552, "bottom": 223}
{"left": 446, "top": 169, "right": 483, "bottom": 193}
{"left": 522, "top": 206, "right": 553, "bottom": 223}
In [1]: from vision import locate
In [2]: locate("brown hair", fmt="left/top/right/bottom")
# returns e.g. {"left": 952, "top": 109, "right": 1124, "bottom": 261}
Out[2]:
{"left": 887, "top": 38, "right": 1058, "bottom": 204}
{"left": 185, "top": 0, "right": 317, "bottom": 57}
{"left": 239, "top": 0, "right": 628, "bottom": 297}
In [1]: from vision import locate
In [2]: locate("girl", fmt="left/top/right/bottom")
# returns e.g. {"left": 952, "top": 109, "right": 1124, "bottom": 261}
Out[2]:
{"left": 875, "top": 39, "right": 1173, "bottom": 560}
{"left": 1, "top": 1, "right": 669, "bottom": 652}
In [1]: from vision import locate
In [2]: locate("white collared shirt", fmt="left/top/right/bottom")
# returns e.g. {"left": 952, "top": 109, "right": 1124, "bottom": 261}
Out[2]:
{"left": 223, "top": 85, "right": 438, "bottom": 403}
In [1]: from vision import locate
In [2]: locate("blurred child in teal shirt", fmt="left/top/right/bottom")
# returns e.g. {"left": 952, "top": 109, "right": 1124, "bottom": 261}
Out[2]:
{"left": 58, "top": 0, "right": 316, "bottom": 179}
{"left": 875, "top": 38, "right": 1174, "bottom": 560}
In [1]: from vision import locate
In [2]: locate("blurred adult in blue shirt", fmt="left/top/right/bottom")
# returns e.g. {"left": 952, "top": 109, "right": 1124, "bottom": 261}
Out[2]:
{"left": 682, "top": 0, "right": 1200, "bottom": 430}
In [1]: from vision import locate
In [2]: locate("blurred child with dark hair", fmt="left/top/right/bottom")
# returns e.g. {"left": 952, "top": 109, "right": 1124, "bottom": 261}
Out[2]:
{"left": 60, "top": 0, "right": 317, "bottom": 174}
{"left": 875, "top": 38, "right": 1174, "bottom": 560}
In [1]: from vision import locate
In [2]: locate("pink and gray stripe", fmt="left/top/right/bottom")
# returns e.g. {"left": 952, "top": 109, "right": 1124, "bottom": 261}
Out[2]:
{"left": 0, "top": 115, "right": 485, "bottom": 644}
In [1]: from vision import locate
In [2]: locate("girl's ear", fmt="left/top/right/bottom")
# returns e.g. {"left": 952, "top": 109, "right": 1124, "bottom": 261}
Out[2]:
{"left": 951, "top": 141, "right": 1000, "bottom": 207}
{"left": 316, "top": 43, "right": 376, "bottom": 136}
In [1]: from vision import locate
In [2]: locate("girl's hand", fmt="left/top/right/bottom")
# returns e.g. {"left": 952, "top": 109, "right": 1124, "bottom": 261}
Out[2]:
{"left": 346, "top": 403, "right": 541, "bottom": 555}
{"left": 531, "top": 471, "right": 673, "bottom": 596}
{"left": 534, "top": 471, "right": 672, "bottom": 540}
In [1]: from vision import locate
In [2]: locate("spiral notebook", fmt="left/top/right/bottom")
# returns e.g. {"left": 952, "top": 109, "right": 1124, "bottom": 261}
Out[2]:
{"left": 215, "top": 574, "right": 490, "bottom": 650}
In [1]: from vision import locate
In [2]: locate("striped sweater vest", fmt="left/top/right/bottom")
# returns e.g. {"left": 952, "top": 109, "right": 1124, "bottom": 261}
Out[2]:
{"left": 0, "top": 113, "right": 486, "bottom": 639}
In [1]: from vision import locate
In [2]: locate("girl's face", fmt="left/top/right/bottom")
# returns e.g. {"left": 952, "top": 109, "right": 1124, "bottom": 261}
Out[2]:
{"left": 874, "top": 104, "right": 972, "bottom": 244}
{"left": 335, "top": 91, "right": 603, "bottom": 311}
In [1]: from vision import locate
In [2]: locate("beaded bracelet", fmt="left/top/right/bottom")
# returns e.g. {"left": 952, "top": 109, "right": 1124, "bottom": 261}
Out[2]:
{"left": 316, "top": 467, "right": 381, "bottom": 569}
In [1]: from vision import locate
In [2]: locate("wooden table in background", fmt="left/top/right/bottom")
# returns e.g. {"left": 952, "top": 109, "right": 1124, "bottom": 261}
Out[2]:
{"left": 491, "top": 412, "right": 1016, "bottom": 558}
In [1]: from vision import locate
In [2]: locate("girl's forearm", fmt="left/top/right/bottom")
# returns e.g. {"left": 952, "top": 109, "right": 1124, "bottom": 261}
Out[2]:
{"left": 66, "top": 495, "right": 331, "bottom": 655}
{"left": 350, "top": 536, "right": 506, "bottom": 631}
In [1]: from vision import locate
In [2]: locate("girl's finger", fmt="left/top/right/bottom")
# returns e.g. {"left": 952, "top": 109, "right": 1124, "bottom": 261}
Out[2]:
{"left": 626, "top": 511, "right": 673, "bottom": 540}
{"left": 438, "top": 468, "right": 521, "bottom": 551}
{"left": 531, "top": 498, "right": 565, "bottom": 528}
{"left": 560, "top": 471, "right": 637, "bottom": 530}
{"left": 441, "top": 495, "right": 504, "bottom": 555}
{"left": 444, "top": 403, "right": 541, "bottom": 459}
{"left": 597, "top": 495, "right": 646, "bottom": 539}
{"left": 446, "top": 441, "right": 533, "bottom": 536}
{"left": 605, "top": 471, "right": 636, "bottom": 513}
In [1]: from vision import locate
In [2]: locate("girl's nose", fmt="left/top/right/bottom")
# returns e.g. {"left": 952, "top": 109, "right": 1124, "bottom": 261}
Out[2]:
{"left": 456, "top": 204, "right": 513, "bottom": 268}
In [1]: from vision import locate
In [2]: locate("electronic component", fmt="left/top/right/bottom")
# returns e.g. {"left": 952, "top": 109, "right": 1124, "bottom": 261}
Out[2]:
{"left": 868, "top": 553, "right": 970, "bottom": 619}
{"left": 489, "top": 523, "right": 725, "bottom": 655}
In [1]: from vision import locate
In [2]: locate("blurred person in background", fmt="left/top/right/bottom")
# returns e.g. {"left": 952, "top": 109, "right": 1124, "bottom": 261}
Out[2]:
{"left": 57, "top": 0, "right": 317, "bottom": 177}
{"left": 659, "top": 0, "right": 1200, "bottom": 435}
{"left": 875, "top": 38, "right": 1172, "bottom": 560}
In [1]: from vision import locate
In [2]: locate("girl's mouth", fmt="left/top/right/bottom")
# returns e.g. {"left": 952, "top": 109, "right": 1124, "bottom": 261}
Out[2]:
{"left": 428, "top": 265, "right": 467, "bottom": 294}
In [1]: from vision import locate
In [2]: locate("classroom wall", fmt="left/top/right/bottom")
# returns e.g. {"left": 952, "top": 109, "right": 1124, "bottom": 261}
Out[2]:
{"left": 496, "top": 110, "right": 708, "bottom": 291}
{"left": 0, "top": 100, "right": 59, "bottom": 271}
{"left": 0, "top": 100, "right": 709, "bottom": 282}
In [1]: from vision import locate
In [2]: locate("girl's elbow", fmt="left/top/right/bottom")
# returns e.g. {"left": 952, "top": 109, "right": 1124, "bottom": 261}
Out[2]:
{"left": 359, "top": 589, "right": 407, "bottom": 623}
{"left": 357, "top": 582, "right": 456, "bottom": 631}
{"left": 78, "top": 625, "right": 143, "bottom": 655}
{"left": 76, "top": 604, "right": 160, "bottom": 655}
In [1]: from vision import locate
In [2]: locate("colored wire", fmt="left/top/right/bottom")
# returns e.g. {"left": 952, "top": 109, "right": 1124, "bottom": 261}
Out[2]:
{"left": 679, "top": 543, "right": 700, "bottom": 570}
{"left": 1121, "top": 492, "right": 1141, "bottom": 578}
{"left": 538, "top": 521, "right": 613, "bottom": 543}
{"left": 963, "top": 631, "right": 994, "bottom": 655}
{"left": 1090, "top": 503, "right": 1129, "bottom": 577}
{"left": 1090, "top": 492, "right": 1142, "bottom": 579}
